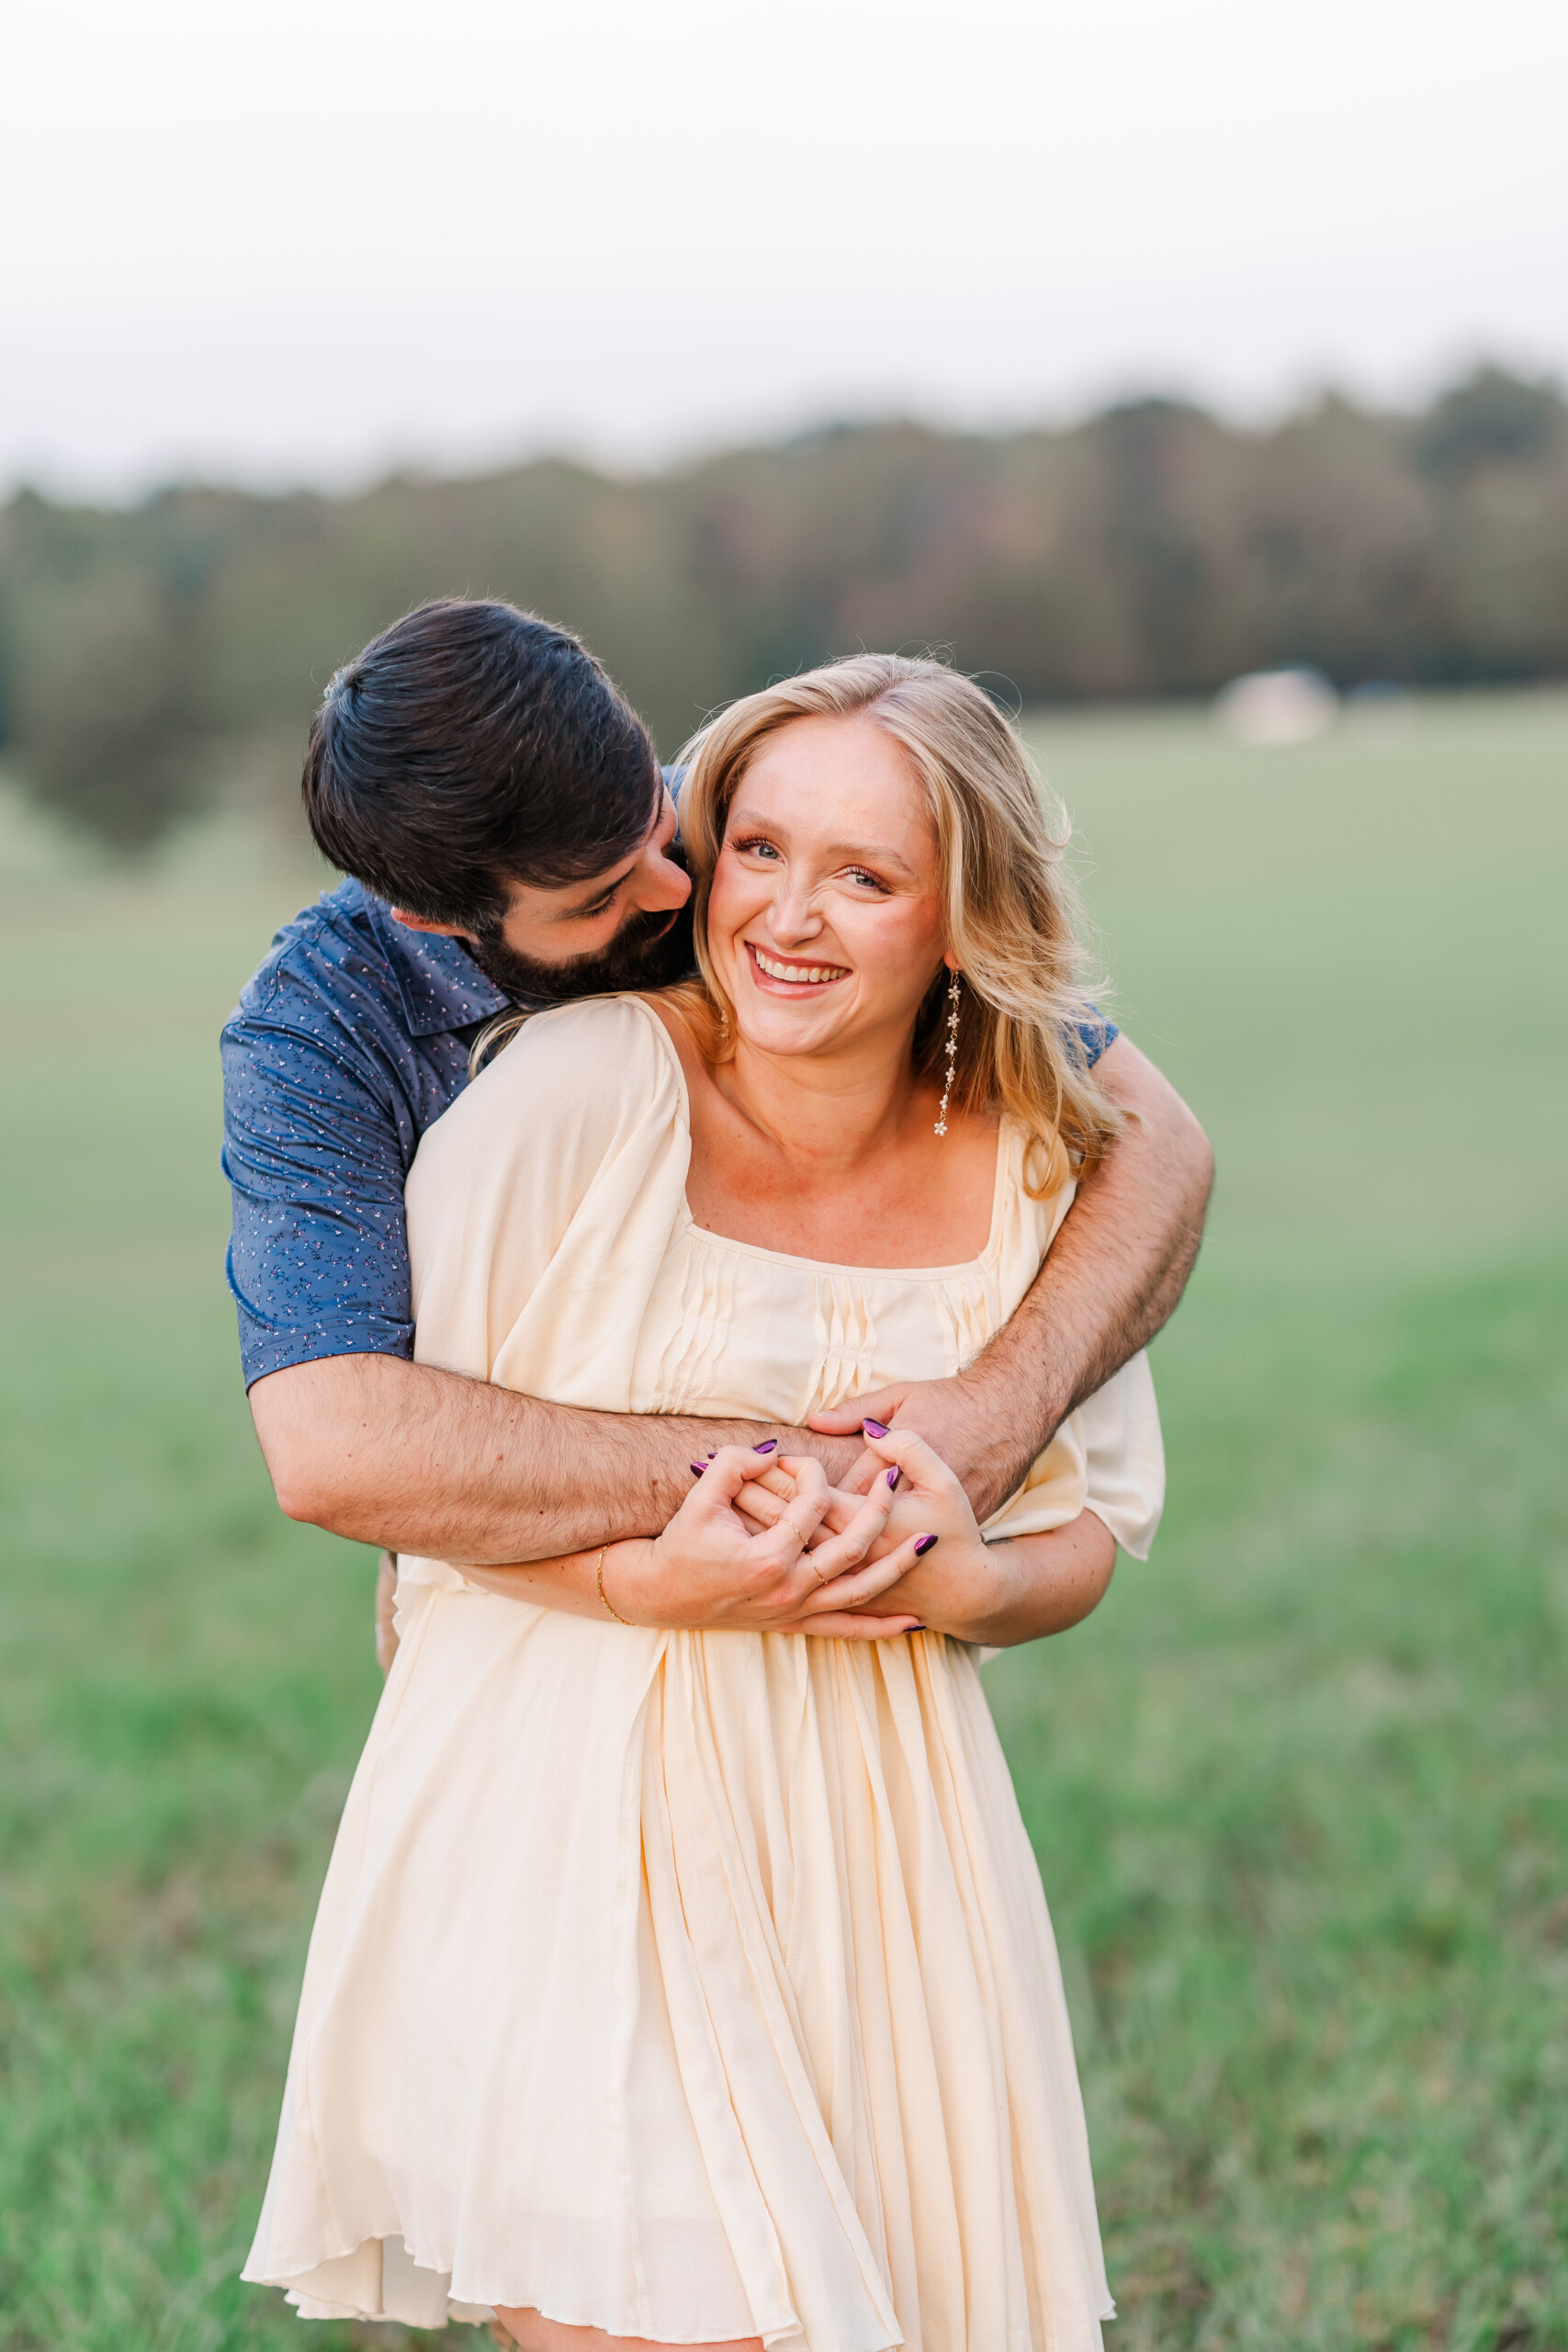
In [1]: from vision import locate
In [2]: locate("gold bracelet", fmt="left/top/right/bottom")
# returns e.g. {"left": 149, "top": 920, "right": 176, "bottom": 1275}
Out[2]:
{"left": 596, "top": 1544, "right": 632, "bottom": 1626}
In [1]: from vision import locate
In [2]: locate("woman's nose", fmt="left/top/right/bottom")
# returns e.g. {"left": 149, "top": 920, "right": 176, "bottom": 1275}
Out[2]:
{"left": 767, "top": 884, "right": 822, "bottom": 944}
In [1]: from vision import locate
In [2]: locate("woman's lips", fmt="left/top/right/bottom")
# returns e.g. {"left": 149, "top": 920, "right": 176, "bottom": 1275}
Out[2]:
{"left": 745, "top": 941, "right": 850, "bottom": 989}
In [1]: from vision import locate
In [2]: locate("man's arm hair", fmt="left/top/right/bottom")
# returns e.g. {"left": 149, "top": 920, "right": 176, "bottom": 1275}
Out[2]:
{"left": 1012, "top": 1033, "right": 1212, "bottom": 1410}
{"left": 810, "top": 1034, "right": 1213, "bottom": 1521}
{"left": 248, "top": 1352, "right": 857, "bottom": 1563}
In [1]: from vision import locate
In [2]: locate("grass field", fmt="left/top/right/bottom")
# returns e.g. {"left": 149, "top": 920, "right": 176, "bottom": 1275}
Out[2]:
{"left": 1, "top": 691, "right": 1565, "bottom": 2351}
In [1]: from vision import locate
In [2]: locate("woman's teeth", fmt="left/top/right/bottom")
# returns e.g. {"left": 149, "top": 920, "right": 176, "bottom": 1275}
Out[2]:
{"left": 751, "top": 947, "right": 845, "bottom": 985}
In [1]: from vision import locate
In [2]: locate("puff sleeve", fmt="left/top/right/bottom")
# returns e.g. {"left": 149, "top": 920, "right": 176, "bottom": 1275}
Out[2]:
{"left": 979, "top": 1350, "right": 1165, "bottom": 1562}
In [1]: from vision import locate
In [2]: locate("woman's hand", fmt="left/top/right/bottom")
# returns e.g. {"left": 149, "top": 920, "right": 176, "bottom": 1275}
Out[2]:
{"left": 601, "top": 1447, "right": 931, "bottom": 1639}
{"left": 820, "top": 1426, "right": 1001, "bottom": 1635}
{"left": 851, "top": 1425, "right": 1116, "bottom": 1645}
{"left": 726, "top": 1432, "right": 990, "bottom": 1623}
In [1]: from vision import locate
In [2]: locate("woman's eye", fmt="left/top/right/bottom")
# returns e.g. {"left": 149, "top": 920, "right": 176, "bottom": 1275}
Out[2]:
{"left": 732, "top": 835, "right": 781, "bottom": 861}
{"left": 843, "top": 866, "right": 887, "bottom": 892}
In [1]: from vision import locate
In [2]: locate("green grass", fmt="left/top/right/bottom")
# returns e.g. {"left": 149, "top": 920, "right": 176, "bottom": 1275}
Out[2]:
{"left": 1, "top": 692, "right": 1565, "bottom": 2349}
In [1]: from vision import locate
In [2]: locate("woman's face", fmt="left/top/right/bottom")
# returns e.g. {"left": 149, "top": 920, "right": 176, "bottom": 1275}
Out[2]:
{"left": 705, "top": 713, "right": 952, "bottom": 1065}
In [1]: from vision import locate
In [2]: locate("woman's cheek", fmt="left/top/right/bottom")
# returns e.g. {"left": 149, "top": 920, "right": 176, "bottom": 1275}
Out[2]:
{"left": 705, "top": 874, "right": 748, "bottom": 973}
{"left": 862, "top": 906, "right": 943, "bottom": 999}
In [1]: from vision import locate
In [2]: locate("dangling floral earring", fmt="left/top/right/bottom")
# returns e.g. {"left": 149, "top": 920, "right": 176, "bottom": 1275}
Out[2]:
{"left": 934, "top": 972, "right": 962, "bottom": 1136}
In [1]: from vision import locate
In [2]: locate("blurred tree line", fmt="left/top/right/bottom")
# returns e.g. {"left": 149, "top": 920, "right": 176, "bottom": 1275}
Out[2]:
{"left": 0, "top": 364, "right": 1563, "bottom": 850}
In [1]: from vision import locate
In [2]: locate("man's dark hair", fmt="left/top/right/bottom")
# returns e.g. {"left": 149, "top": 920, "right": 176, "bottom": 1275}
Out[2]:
{"left": 302, "top": 599, "right": 661, "bottom": 931}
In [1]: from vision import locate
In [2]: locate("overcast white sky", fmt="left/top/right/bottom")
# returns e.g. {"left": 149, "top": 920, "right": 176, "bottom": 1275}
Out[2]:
{"left": 5, "top": 0, "right": 1565, "bottom": 498}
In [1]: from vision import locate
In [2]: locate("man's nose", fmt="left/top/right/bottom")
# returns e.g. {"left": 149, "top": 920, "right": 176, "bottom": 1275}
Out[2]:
{"left": 634, "top": 850, "right": 692, "bottom": 912}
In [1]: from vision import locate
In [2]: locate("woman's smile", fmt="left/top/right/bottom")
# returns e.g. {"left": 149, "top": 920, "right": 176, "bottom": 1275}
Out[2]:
{"left": 745, "top": 940, "right": 851, "bottom": 991}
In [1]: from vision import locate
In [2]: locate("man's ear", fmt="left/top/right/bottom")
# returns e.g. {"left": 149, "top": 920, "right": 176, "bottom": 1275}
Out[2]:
{"left": 388, "top": 906, "right": 467, "bottom": 940}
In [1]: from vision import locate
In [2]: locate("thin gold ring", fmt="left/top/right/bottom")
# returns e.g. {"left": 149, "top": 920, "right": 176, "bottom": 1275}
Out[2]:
{"left": 795, "top": 1522, "right": 830, "bottom": 1586}
{"left": 780, "top": 1511, "right": 823, "bottom": 1583}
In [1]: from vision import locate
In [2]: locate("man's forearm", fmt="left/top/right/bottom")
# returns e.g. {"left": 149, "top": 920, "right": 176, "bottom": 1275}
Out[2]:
{"left": 1021, "top": 1034, "right": 1209, "bottom": 1391}
{"left": 249, "top": 1352, "right": 856, "bottom": 1564}
{"left": 942, "top": 1035, "right": 1212, "bottom": 1518}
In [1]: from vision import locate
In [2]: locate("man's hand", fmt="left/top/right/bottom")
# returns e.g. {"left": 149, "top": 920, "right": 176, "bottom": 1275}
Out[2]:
{"left": 806, "top": 1379, "right": 1005, "bottom": 1510}
{"left": 810, "top": 1034, "right": 1211, "bottom": 1518}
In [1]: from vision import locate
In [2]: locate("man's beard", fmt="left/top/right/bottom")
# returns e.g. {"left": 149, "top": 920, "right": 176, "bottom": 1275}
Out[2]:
{"left": 463, "top": 899, "right": 697, "bottom": 1006}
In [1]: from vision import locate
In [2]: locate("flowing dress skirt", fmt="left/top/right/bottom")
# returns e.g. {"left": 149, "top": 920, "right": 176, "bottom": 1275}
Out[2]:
{"left": 243, "top": 1577, "right": 1112, "bottom": 2349}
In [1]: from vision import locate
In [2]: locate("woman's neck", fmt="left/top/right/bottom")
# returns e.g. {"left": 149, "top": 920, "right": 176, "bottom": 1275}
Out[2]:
{"left": 718, "top": 1027, "right": 928, "bottom": 1180}
{"left": 653, "top": 997, "right": 998, "bottom": 1267}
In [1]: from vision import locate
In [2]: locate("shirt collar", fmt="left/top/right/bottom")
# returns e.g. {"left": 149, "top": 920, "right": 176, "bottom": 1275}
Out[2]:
{"left": 353, "top": 884, "right": 513, "bottom": 1038}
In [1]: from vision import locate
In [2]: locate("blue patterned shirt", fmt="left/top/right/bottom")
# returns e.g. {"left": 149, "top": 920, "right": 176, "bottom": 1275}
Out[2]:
{"left": 221, "top": 877, "right": 1118, "bottom": 1387}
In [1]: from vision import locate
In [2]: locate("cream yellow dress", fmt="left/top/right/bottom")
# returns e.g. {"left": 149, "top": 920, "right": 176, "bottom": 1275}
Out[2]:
{"left": 243, "top": 997, "right": 1164, "bottom": 2349}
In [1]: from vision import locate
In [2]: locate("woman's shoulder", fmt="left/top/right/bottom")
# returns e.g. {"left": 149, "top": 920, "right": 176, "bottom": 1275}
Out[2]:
{"left": 480, "top": 992, "right": 678, "bottom": 1089}
{"left": 991, "top": 1119, "right": 1081, "bottom": 1288}
{"left": 994, "top": 1114, "right": 1077, "bottom": 1255}
{"left": 411, "top": 994, "right": 684, "bottom": 1190}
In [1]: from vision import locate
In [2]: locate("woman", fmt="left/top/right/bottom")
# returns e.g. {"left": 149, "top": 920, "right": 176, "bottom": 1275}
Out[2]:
{"left": 244, "top": 656, "right": 1164, "bottom": 2350}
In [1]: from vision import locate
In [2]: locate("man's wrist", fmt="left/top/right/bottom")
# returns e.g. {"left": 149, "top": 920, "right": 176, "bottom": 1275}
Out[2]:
{"left": 945, "top": 1363, "right": 1066, "bottom": 1523}
{"left": 805, "top": 1430, "right": 865, "bottom": 1487}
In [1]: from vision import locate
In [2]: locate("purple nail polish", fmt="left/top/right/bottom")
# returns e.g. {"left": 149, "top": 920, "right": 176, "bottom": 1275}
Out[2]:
{"left": 886, "top": 1466, "right": 900, "bottom": 1490}
{"left": 690, "top": 1462, "right": 706, "bottom": 1476}
{"left": 913, "top": 1533, "right": 938, "bottom": 1556}
{"left": 752, "top": 1438, "right": 778, "bottom": 1454}
{"left": 863, "top": 1418, "right": 890, "bottom": 1440}
{"left": 906, "top": 1623, "right": 926, "bottom": 1633}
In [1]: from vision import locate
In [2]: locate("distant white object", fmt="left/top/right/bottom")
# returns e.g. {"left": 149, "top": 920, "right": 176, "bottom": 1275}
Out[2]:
{"left": 1214, "top": 668, "right": 1338, "bottom": 746}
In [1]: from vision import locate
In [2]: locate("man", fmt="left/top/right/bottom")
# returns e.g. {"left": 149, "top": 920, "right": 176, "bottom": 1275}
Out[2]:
{"left": 224, "top": 599, "right": 1213, "bottom": 1652}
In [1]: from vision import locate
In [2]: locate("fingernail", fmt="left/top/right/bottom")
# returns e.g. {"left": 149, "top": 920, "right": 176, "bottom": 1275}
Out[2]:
{"left": 690, "top": 1463, "right": 706, "bottom": 1476}
{"left": 863, "top": 1418, "right": 890, "bottom": 1439}
{"left": 906, "top": 1623, "right": 926, "bottom": 1633}
{"left": 752, "top": 1438, "right": 778, "bottom": 1453}
{"left": 886, "top": 1466, "right": 900, "bottom": 1490}
{"left": 913, "top": 1533, "right": 938, "bottom": 1556}
{"left": 706, "top": 1447, "right": 717, "bottom": 1458}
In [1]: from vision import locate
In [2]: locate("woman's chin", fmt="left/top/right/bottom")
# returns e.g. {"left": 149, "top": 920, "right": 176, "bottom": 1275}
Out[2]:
{"left": 734, "top": 996, "right": 852, "bottom": 1055}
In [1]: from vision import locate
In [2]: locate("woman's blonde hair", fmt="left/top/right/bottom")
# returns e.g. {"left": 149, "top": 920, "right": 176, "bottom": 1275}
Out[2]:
{"left": 667, "top": 653, "right": 1119, "bottom": 1189}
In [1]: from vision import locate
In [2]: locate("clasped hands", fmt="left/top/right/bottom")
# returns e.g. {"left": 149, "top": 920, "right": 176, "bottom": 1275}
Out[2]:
{"left": 600, "top": 1416, "right": 1004, "bottom": 1641}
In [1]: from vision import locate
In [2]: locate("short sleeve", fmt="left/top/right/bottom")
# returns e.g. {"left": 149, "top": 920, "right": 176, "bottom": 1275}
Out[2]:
{"left": 1071, "top": 1005, "right": 1118, "bottom": 1068}
{"left": 980, "top": 1350, "right": 1165, "bottom": 1561}
{"left": 221, "top": 985, "right": 420, "bottom": 1386}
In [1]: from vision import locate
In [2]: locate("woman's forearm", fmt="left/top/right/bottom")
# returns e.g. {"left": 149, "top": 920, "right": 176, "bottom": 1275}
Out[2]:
{"left": 459, "top": 1541, "right": 646, "bottom": 1619}
{"left": 917, "top": 1512, "right": 1117, "bottom": 1647}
